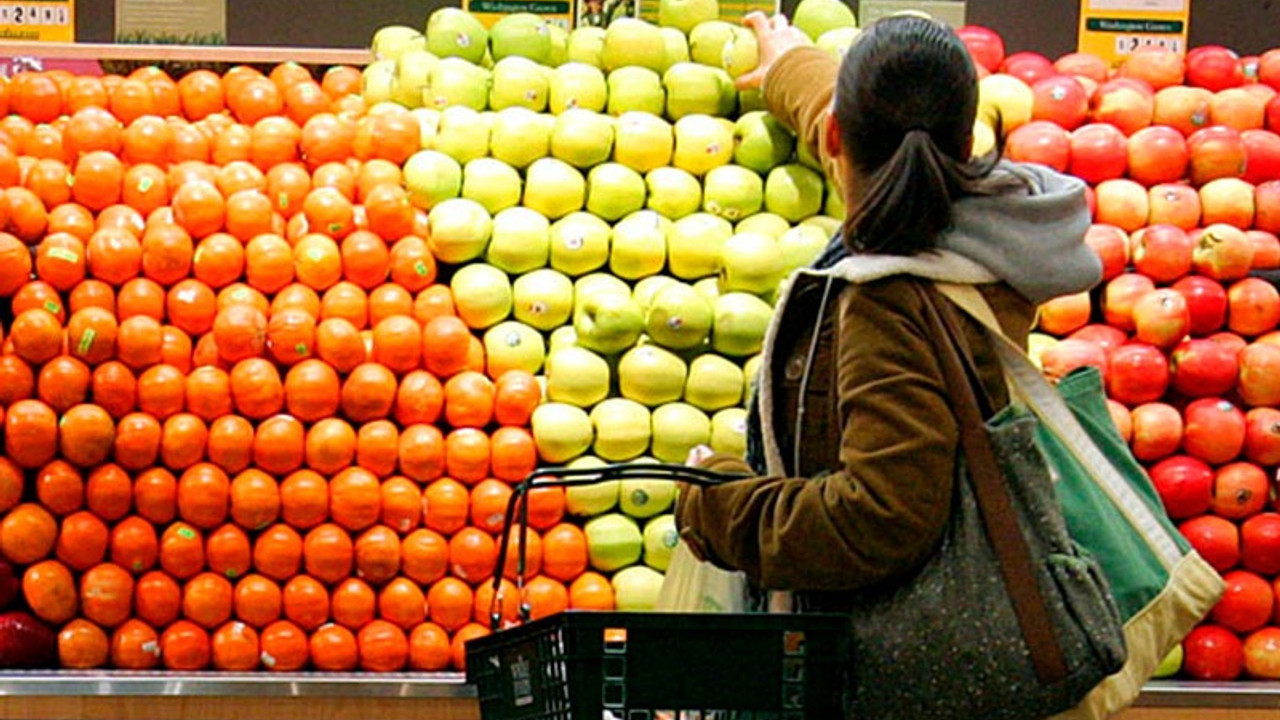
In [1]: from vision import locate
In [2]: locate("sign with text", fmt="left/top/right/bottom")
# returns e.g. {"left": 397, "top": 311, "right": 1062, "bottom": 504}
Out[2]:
{"left": 462, "top": 0, "right": 576, "bottom": 31}
{"left": 0, "top": 0, "right": 73, "bottom": 42}
{"left": 1077, "top": 0, "right": 1190, "bottom": 67}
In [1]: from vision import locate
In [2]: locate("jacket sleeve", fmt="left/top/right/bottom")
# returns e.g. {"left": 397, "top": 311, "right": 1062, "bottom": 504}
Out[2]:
{"left": 676, "top": 281, "right": 957, "bottom": 591}
{"left": 761, "top": 46, "right": 844, "bottom": 196}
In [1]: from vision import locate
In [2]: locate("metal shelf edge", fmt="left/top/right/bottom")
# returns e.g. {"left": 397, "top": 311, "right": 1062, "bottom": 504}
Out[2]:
{"left": 0, "top": 671, "right": 475, "bottom": 698}
{"left": 1135, "top": 680, "right": 1280, "bottom": 708}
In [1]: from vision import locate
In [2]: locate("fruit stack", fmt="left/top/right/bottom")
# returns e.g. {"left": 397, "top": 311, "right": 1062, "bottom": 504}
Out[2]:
{"left": 962, "top": 30, "right": 1280, "bottom": 680}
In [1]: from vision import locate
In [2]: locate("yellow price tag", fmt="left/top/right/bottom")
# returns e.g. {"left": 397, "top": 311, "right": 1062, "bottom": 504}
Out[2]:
{"left": 1078, "top": 0, "right": 1190, "bottom": 69}
{"left": 0, "top": 0, "right": 74, "bottom": 42}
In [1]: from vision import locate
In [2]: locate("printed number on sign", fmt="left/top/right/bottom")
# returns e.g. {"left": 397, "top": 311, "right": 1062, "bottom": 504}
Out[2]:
{"left": 1114, "top": 34, "right": 1184, "bottom": 54}
{"left": 0, "top": 4, "right": 71, "bottom": 25}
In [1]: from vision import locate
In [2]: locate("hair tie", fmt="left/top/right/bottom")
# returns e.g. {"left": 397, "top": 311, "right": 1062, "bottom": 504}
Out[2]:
{"left": 905, "top": 126, "right": 930, "bottom": 134}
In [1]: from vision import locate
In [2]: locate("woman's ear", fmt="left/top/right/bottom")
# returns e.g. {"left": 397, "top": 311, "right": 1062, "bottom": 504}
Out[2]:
{"left": 824, "top": 111, "right": 843, "bottom": 158}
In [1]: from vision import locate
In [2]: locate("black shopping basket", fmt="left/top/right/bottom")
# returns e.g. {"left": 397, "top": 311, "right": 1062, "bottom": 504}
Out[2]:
{"left": 465, "top": 463, "right": 852, "bottom": 720}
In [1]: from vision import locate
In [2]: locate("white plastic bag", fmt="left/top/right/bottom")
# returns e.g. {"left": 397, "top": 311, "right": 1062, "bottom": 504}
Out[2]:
{"left": 655, "top": 540, "right": 748, "bottom": 612}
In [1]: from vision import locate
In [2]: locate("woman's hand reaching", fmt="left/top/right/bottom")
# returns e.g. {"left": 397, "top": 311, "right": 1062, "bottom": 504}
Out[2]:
{"left": 734, "top": 11, "right": 814, "bottom": 91}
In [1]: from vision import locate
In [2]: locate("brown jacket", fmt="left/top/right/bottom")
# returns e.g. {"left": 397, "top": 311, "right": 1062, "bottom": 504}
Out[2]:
{"left": 674, "top": 48, "right": 1058, "bottom": 592}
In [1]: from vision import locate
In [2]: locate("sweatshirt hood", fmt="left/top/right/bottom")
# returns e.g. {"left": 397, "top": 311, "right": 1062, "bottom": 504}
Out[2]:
{"left": 939, "top": 160, "right": 1101, "bottom": 305}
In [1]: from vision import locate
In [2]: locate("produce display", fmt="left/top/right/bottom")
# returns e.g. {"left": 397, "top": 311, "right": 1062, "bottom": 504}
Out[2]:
{"left": 0, "top": 0, "right": 1278, "bottom": 687}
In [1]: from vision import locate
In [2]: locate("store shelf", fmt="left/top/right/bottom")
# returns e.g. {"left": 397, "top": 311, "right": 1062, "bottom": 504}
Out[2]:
{"left": 0, "top": 670, "right": 471, "bottom": 697}
{"left": 0, "top": 41, "right": 371, "bottom": 66}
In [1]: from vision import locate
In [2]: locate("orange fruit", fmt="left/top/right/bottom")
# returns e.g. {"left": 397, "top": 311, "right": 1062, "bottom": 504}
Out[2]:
{"left": 136, "top": 363, "right": 186, "bottom": 420}
{"left": 108, "top": 78, "right": 156, "bottom": 126}
{"left": 54, "top": 510, "right": 108, "bottom": 571}
{"left": 450, "top": 622, "right": 491, "bottom": 671}
{"left": 445, "top": 428, "right": 491, "bottom": 485}
{"left": 229, "top": 468, "right": 280, "bottom": 532}
{"left": 304, "top": 523, "right": 354, "bottom": 585}
{"left": 329, "top": 466, "right": 381, "bottom": 532}
{"left": 540, "top": 523, "right": 588, "bottom": 582}
{"left": 370, "top": 313, "right": 422, "bottom": 373}
{"left": 4, "top": 186, "right": 49, "bottom": 243}
{"left": 228, "top": 77, "right": 283, "bottom": 125}
{"left": 192, "top": 232, "right": 245, "bottom": 289}
{"left": 134, "top": 570, "right": 182, "bottom": 627}
{"left": 331, "top": 576, "right": 377, "bottom": 629}
{"left": 22, "top": 558, "right": 78, "bottom": 624}
{"left": 206, "top": 523, "right": 253, "bottom": 580}
{"left": 91, "top": 361, "right": 139, "bottom": 419}
{"left": 4, "top": 399, "right": 59, "bottom": 469}
{"left": 210, "top": 122, "right": 254, "bottom": 167}
{"left": 184, "top": 366, "right": 232, "bottom": 421}
{"left": 0, "top": 232, "right": 34, "bottom": 296}
{"left": 470, "top": 479, "right": 514, "bottom": 535}
{"left": 116, "top": 315, "right": 166, "bottom": 370}
{"left": 401, "top": 528, "right": 449, "bottom": 587}
{"left": 25, "top": 158, "right": 73, "bottom": 210}
{"left": 422, "top": 477, "right": 470, "bottom": 536}
{"left": 299, "top": 114, "right": 355, "bottom": 170}
{"left": 244, "top": 232, "right": 295, "bottom": 294}
{"left": 137, "top": 222, "right": 192, "bottom": 286}
{"left": 294, "top": 233, "right": 343, "bottom": 291}
{"left": 386, "top": 235, "right": 437, "bottom": 293}
{"left": 122, "top": 115, "right": 174, "bottom": 167}
{"left": 321, "top": 281, "right": 369, "bottom": 328}
{"left": 211, "top": 620, "right": 260, "bottom": 670}
{"left": 58, "top": 618, "right": 111, "bottom": 669}
{"left": 378, "top": 575, "right": 427, "bottom": 631}
{"left": 380, "top": 476, "right": 422, "bottom": 534}
{"left": 160, "top": 619, "right": 211, "bottom": 670}
{"left": 64, "top": 106, "right": 122, "bottom": 156}
{"left": 283, "top": 80, "right": 329, "bottom": 126}
{"left": 45, "top": 203, "right": 97, "bottom": 242}
{"left": 443, "top": 371, "right": 495, "bottom": 429}
{"left": 211, "top": 303, "right": 268, "bottom": 364}
{"left": 265, "top": 162, "right": 312, "bottom": 218}
{"left": 408, "top": 622, "right": 452, "bottom": 671}
{"left": 357, "top": 618, "right": 408, "bottom": 672}
{"left": 79, "top": 562, "right": 135, "bottom": 628}
{"left": 341, "top": 230, "right": 389, "bottom": 289}
{"left": 271, "top": 282, "right": 323, "bottom": 317}
{"left": 250, "top": 115, "right": 301, "bottom": 170}
{"left": 66, "top": 305, "right": 119, "bottom": 366}
{"left": 234, "top": 573, "right": 283, "bottom": 629}
{"left": 356, "top": 419, "right": 400, "bottom": 478}
{"left": 252, "top": 414, "right": 305, "bottom": 476}
{"left": 95, "top": 203, "right": 146, "bottom": 238}
{"left": 568, "top": 571, "right": 615, "bottom": 610}
{"left": 398, "top": 423, "right": 445, "bottom": 483}
{"left": 160, "top": 412, "right": 210, "bottom": 471}
{"left": 474, "top": 577, "right": 521, "bottom": 627}
{"left": 166, "top": 278, "right": 218, "bottom": 336}
{"left": 302, "top": 186, "right": 355, "bottom": 239}
{"left": 37, "top": 355, "right": 91, "bottom": 413}
{"left": 449, "top": 526, "right": 498, "bottom": 584}
{"left": 67, "top": 278, "right": 117, "bottom": 315}
{"left": 421, "top": 315, "right": 471, "bottom": 379}
{"left": 159, "top": 521, "right": 206, "bottom": 580}
{"left": 266, "top": 306, "right": 318, "bottom": 366}
{"left": 12, "top": 280, "right": 66, "bottom": 323}
{"left": 183, "top": 571, "right": 234, "bottom": 629}
{"left": 364, "top": 184, "right": 416, "bottom": 243}
{"left": 253, "top": 523, "right": 305, "bottom": 582}
{"left": 310, "top": 622, "right": 358, "bottom": 671}
{"left": 177, "top": 463, "right": 230, "bottom": 530}
{"left": 229, "top": 357, "right": 284, "bottom": 419}
{"left": 111, "top": 618, "right": 162, "bottom": 670}
{"left": 10, "top": 308, "right": 64, "bottom": 366}
{"left": 311, "top": 162, "right": 356, "bottom": 201}
{"left": 315, "top": 317, "right": 366, "bottom": 373}
{"left": 304, "top": 417, "right": 356, "bottom": 475}
{"left": 109, "top": 515, "right": 159, "bottom": 574}
{"left": 0, "top": 356, "right": 36, "bottom": 407}
{"left": 224, "top": 189, "right": 276, "bottom": 242}
{"left": 283, "top": 358, "right": 340, "bottom": 421}
{"left": 178, "top": 69, "right": 226, "bottom": 120}
{"left": 35, "top": 232, "right": 87, "bottom": 292}
{"left": 122, "top": 163, "right": 170, "bottom": 216}
{"left": 370, "top": 282, "right": 416, "bottom": 323}
{"left": 279, "top": 469, "right": 329, "bottom": 531}
{"left": 282, "top": 574, "right": 330, "bottom": 631}
{"left": 493, "top": 369, "right": 542, "bottom": 427}
{"left": 2, "top": 502, "right": 57, "bottom": 564}
{"left": 71, "top": 150, "right": 124, "bottom": 212}
{"left": 490, "top": 426, "right": 537, "bottom": 483}
{"left": 133, "top": 467, "right": 178, "bottom": 525}
{"left": 207, "top": 414, "right": 255, "bottom": 474}
{"left": 340, "top": 362, "right": 397, "bottom": 422}
{"left": 353, "top": 112, "right": 419, "bottom": 165}
{"left": 426, "top": 577, "right": 473, "bottom": 633}
{"left": 522, "top": 575, "right": 569, "bottom": 621}
{"left": 171, "top": 181, "right": 225, "bottom": 239}
{"left": 521, "top": 487, "right": 566, "bottom": 532}
{"left": 259, "top": 619, "right": 310, "bottom": 671}
{"left": 353, "top": 525, "right": 402, "bottom": 586}
{"left": 0, "top": 458, "right": 24, "bottom": 514}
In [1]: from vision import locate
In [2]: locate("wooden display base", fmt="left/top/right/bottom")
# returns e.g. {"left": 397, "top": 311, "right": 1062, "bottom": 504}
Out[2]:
{"left": 0, "top": 41, "right": 371, "bottom": 66}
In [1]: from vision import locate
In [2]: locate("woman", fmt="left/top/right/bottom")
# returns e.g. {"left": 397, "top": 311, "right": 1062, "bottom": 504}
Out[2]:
{"left": 674, "top": 13, "right": 1103, "bottom": 607}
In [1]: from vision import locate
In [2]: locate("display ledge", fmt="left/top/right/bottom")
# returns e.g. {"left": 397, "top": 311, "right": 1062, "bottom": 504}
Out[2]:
{"left": 0, "top": 41, "right": 371, "bottom": 66}
{"left": 0, "top": 670, "right": 471, "bottom": 697}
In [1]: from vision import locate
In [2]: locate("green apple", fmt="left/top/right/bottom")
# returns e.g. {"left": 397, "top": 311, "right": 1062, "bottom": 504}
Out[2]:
{"left": 632, "top": 275, "right": 679, "bottom": 312}
{"left": 791, "top": 0, "right": 857, "bottom": 42}
{"left": 645, "top": 166, "right": 702, "bottom": 219}
{"left": 403, "top": 149, "right": 461, "bottom": 210}
{"left": 524, "top": 157, "right": 586, "bottom": 219}
{"left": 612, "top": 565, "right": 665, "bottom": 609}
{"left": 551, "top": 109, "right": 615, "bottom": 169}
{"left": 610, "top": 210, "right": 668, "bottom": 280}
{"left": 550, "top": 212, "right": 611, "bottom": 276}
{"left": 719, "top": 232, "right": 784, "bottom": 295}
{"left": 602, "top": 18, "right": 667, "bottom": 72}
{"left": 614, "top": 112, "right": 674, "bottom": 173}
{"left": 702, "top": 164, "right": 763, "bottom": 221}
{"left": 658, "top": 0, "right": 719, "bottom": 33}
{"left": 567, "top": 26, "right": 606, "bottom": 67}
{"left": 425, "top": 7, "right": 488, "bottom": 64}
{"left": 489, "top": 55, "right": 550, "bottom": 112}
{"left": 590, "top": 398, "right": 652, "bottom": 461}
{"left": 619, "top": 477, "right": 676, "bottom": 517}
{"left": 735, "top": 212, "right": 790, "bottom": 239}
{"left": 489, "top": 106, "right": 552, "bottom": 169}
{"left": 550, "top": 62, "right": 608, "bottom": 114}
{"left": 650, "top": 402, "right": 711, "bottom": 463}
{"left": 411, "top": 107, "right": 442, "bottom": 149}
{"left": 513, "top": 268, "right": 575, "bottom": 331}
{"left": 548, "top": 326, "right": 579, "bottom": 353}
{"left": 618, "top": 344, "right": 688, "bottom": 406}
{"left": 978, "top": 74, "right": 1034, "bottom": 135}
{"left": 425, "top": 57, "right": 490, "bottom": 111}
{"left": 486, "top": 206, "right": 551, "bottom": 274}
{"left": 683, "top": 353, "right": 743, "bottom": 410}
{"left": 694, "top": 276, "right": 720, "bottom": 302}
{"left": 646, "top": 281, "right": 713, "bottom": 349}
{"left": 584, "top": 513, "right": 643, "bottom": 571}
{"left": 733, "top": 110, "right": 794, "bottom": 174}
{"left": 795, "top": 137, "right": 822, "bottom": 171}
{"left": 1152, "top": 644, "right": 1183, "bottom": 679}
{"left": 660, "top": 27, "right": 690, "bottom": 72}
{"left": 688, "top": 20, "right": 734, "bottom": 67}
{"left": 586, "top": 163, "right": 647, "bottom": 221}
{"left": 712, "top": 292, "right": 772, "bottom": 356}
{"left": 606, "top": 67, "right": 666, "bottom": 117}
{"left": 666, "top": 212, "right": 730, "bottom": 279}
{"left": 663, "top": 62, "right": 736, "bottom": 120}
{"left": 461, "top": 157, "right": 522, "bottom": 214}
{"left": 393, "top": 50, "right": 438, "bottom": 108}
{"left": 801, "top": 214, "right": 842, "bottom": 236}
{"left": 427, "top": 197, "right": 492, "bottom": 263}
{"left": 373, "top": 25, "right": 427, "bottom": 61}
{"left": 563, "top": 455, "right": 619, "bottom": 516}
{"left": 574, "top": 292, "right": 645, "bottom": 355}
{"left": 432, "top": 105, "right": 491, "bottom": 163}
{"left": 824, "top": 179, "right": 846, "bottom": 217}
{"left": 672, "top": 114, "right": 734, "bottom": 176}
{"left": 642, "top": 514, "right": 679, "bottom": 571}
{"left": 817, "top": 26, "right": 861, "bottom": 57}
{"left": 764, "top": 163, "right": 824, "bottom": 222}
{"left": 451, "top": 262, "right": 513, "bottom": 330}
{"left": 778, "top": 224, "right": 829, "bottom": 272}
{"left": 489, "top": 12, "right": 552, "bottom": 64}
{"left": 574, "top": 272, "right": 632, "bottom": 305}
{"left": 484, "top": 320, "right": 546, "bottom": 377}
{"left": 545, "top": 345, "right": 611, "bottom": 407}
{"left": 710, "top": 407, "right": 748, "bottom": 457}
{"left": 531, "top": 402, "right": 595, "bottom": 463}
{"left": 742, "top": 353, "right": 762, "bottom": 399}
{"left": 362, "top": 59, "right": 398, "bottom": 106}
{"left": 547, "top": 22, "right": 569, "bottom": 65}
{"left": 720, "top": 25, "right": 759, "bottom": 79}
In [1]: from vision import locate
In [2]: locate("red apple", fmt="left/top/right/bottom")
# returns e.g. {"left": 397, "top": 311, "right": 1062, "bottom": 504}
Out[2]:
{"left": 1093, "top": 178, "right": 1150, "bottom": 231}
{"left": 1183, "top": 624, "right": 1246, "bottom": 681}
{"left": 1172, "top": 275, "right": 1229, "bottom": 336}
{"left": 1131, "top": 224, "right": 1194, "bottom": 282}
{"left": 1119, "top": 47, "right": 1186, "bottom": 91}
{"left": 1187, "top": 45, "right": 1246, "bottom": 92}
{"left": 1068, "top": 322, "right": 1128, "bottom": 352}
{"left": 1188, "top": 125, "right": 1249, "bottom": 185}
{"left": 1247, "top": 230, "right": 1280, "bottom": 270}
{"left": 1268, "top": 94, "right": 1280, "bottom": 133}
{"left": 1244, "top": 626, "right": 1280, "bottom": 680}
{"left": 1212, "top": 569, "right": 1274, "bottom": 633}
{"left": 1132, "top": 288, "right": 1190, "bottom": 349}
{"left": 1129, "top": 402, "right": 1183, "bottom": 461}
{"left": 1068, "top": 123, "right": 1129, "bottom": 184}
{"left": 1090, "top": 77, "right": 1156, "bottom": 136}
{"left": 1227, "top": 277, "right": 1280, "bottom": 336}
{"left": 1154, "top": 86, "right": 1214, "bottom": 137}
{"left": 0, "top": 561, "right": 16, "bottom": 610}
{"left": 1107, "top": 398, "right": 1134, "bottom": 442}
{"left": 1126, "top": 125, "right": 1189, "bottom": 186}
{"left": 1200, "top": 179, "right": 1258, "bottom": 229}
{"left": 1148, "top": 182, "right": 1203, "bottom": 229}
{"left": 1256, "top": 180, "right": 1280, "bottom": 234}
{"left": 1210, "top": 330, "right": 1250, "bottom": 356}
{"left": 1001, "top": 51, "right": 1055, "bottom": 87}
{"left": 1036, "top": 291, "right": 1091, "bottom": 336}
{"left": 1053, "top": 52, "right": 1109, "bottom": 84}
{"left": 1084, "top": 184, "right": 1097, "bottom": 217}
{"left": 1243, "top": 56, "right": 1261, "bottom": 84}
{"left": 1260, "top": 49, "right": 1280, "bottom": 91}
{"left": 1193, "top": 222, "right": 1256, "bottom": 281}
{"left": 1151, "top": 454, "right": 1215, "bottom": 518}
{"left": 1083, "top": 224, "right": 1130, "bottom": 280}
{"left": 1102, "top": 273, "right": 1156, "bottom": 331}
{"left": 1005, "top": 120, "right": 1071, "bottom": 172}
{"left": 1106, "top": 342, "right": 1169, "bottom": 405}
{"left": 1241, "top": 512, "right": 1280, "bottom": 574}
{"left": 1244, "top": 406, "right": 1280, "bottom": 465}
{"left": 1171, "top": 337, "right": 1240, "bottom": 397}
{"left": 1029, "top": 76, "right": 1089, "bottom": 131}
{"left": 1243, "top": 83, "right": 1278, "bottom": 105}
{"left": 1242, "top": 129, "right": 1280, "bottom": 185}
{"left": 1039, "top": 337, "right": 1107, "bottom": 383}
{"left": 1179, "top": 515, "right": 1241, "bottom": 573}
{"left": 1238, "top": 342, "right": 1280, "bottom": 407}
{"left": 0, "top": 611, "right": 57, "bottom": 669}
{"left": 957, "top": 25, "right": 1005, "bottom": 73}
{"left": 1183, "top": 396, "right": 1247, "bottom": 465}
{"left": 1211, "top": 88, "right": 1269, "bottom": 132}
{"left": 1212, "top": 462, "right": 1270, "bottom": 520}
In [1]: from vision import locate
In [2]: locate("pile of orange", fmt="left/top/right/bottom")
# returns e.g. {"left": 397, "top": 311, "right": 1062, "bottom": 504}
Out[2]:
{"left": 0, "top": 63, "right": 613, "bottom": 673}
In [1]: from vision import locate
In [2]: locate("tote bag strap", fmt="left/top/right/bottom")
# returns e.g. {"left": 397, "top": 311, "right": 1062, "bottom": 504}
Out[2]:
{"left": 915, "top": 284, "right": 1069, "bottom": 684}
{"left": 935, "top": 282, "right": 1185, "bottom": 570}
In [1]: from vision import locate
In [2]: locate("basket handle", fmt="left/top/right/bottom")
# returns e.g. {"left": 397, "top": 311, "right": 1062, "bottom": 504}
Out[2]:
{"left": 488, "top": 462, "right": 749, "bottom": 629}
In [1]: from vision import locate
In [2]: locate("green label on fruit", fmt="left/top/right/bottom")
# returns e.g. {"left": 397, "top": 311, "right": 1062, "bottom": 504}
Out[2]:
{"left": 414, "top": 260, "right": 428, "bottom": 276}
{"left": 138, "top": 177, "right": 154, "bottom": 192}
{"left": 178, "top": 527, "right": 197, "bottom": 539}
{"left": 329, "top": 223, "right": 344, "bottom": 234}
{"left": 77, "top": 329, "right": 96, "bottom": 355}
{"left": 278, "top": 194, "right": 289, "bottom": 209}
{"left": 44, "top": 301, "right": 61, "bottom": 314}
{"left": 47, "top": 247, "right": 79, "bottom": 263}
{"left": 296, "top": 343, "right": 310, "bottom": 356}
